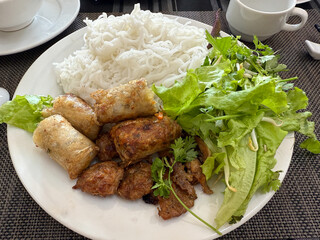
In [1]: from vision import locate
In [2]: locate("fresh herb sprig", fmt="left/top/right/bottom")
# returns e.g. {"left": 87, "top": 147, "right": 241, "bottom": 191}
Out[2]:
{"left": 151, "top": 136, "right": 222, "bottom": 235}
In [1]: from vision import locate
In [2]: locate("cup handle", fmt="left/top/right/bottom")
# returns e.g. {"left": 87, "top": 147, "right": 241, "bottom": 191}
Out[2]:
{"left": 282, "top": 7, "right": 308, "bottom": 31}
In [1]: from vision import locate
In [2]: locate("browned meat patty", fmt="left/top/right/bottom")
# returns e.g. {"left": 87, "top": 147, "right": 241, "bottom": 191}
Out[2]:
{"left": 117, "top": 162, "right": 153, "bottom": 200}
{"left": 157, "top": 182, "right": 197, "bottom": 220}
{"left": 110, "top": 116, "right": 181, "bottom": 166}
{"left": 73, "top": 161, "right": 124, "bottom": 197}
{"left": 96, "top": 132, "right": 118, "bottom": 161}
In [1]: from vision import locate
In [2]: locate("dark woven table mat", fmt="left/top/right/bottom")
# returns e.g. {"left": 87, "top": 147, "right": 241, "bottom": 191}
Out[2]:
{"left": 0, "top": 10, "right": 319, "bottom": 239}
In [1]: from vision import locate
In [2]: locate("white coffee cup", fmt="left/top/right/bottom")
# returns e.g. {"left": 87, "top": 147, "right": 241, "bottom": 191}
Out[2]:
{"left": 226, "top": 0, "right": 308, "bottom": 42}
{"left": 0, "top": 0, "right": 43, "bottom": 32}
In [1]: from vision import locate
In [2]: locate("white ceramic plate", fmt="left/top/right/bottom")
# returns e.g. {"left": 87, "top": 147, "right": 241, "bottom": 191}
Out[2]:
{"left": 7, "top": 15, "right": 295, "bottom": 240}
{"left": 0, "top": 0, "right": 80, "bottom": 56}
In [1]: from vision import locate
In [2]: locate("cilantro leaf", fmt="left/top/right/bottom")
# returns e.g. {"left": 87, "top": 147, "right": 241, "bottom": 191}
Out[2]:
{"left": 253, "top": 35, "right": 274, "bottom": 56}
{"left": 151, "top": 157, "right": 171, "bottom": 198}
{"left": 171, "top": 136, "right": 198, "bottom": 163}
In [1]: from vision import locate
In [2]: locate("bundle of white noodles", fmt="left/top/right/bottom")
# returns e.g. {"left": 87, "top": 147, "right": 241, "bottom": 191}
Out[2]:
{"left": 55, "top": 4, "right": 209, "bottom": 103}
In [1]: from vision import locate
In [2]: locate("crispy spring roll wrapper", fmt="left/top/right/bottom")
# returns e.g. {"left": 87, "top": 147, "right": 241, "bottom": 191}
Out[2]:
{"left": 33, "top": 114, "right": 99, "bottom": 179}
{"left": 42, "top": 93, "right": 101, "bottom": 140}
{"left": 91, "top": 79, "right": 158, "bottom": 124}
{"left": 110, "top": 116, "right": 182, "bottom": 166}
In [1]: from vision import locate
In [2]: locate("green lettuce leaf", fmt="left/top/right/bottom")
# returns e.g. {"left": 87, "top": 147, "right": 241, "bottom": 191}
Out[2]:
{"left": 218, "top": 111, "right": 264, "bottom": 148}
{"left": 152, "top": 71, "right": 203, "bottom": 118}
{"left": 189, "top": 79, "right": 276, "bottom": 115}
{"left": 232, "top": 121, "right": 288, "bottom": 220}
{"left": 201, "top": 152, "right": 226, "bottom": 180}
{"left": 214, "top": 134, "right": 257, "bottom": 228}
{"left": 279, "top": 87, "right": 320, "bottom": 153}
{"left": 177, "top": 111, "right": 221, "bottom": 139}
{"left": 300, "top": 138, "right": 320, "bottom": 154}
{"left": 195, "top": 60, "right": 233, "bottom": 91}
{"left": 0, "top": 95, "right": 53, "bottom": 132}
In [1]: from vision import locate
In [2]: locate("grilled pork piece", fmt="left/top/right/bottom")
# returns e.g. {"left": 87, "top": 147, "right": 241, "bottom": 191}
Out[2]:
{"left": 195, "top": 136, "right": 210, "bottom": 163}
{"left": 186, "top": 159, "right": 213, "bottom": 195}
{"left": 96, "top": 132, "right": 118, "bottom": 162}
{"left": 110, "top": 116, "right": 181, "bottom": 166}
{"left": 117, "top": 162, "right": 153, "bottom": 200}
{"left": 172, "top": 162, "right": 195, "bottom": 196}
{"left": 73, "top": 161, "right": 124, "bottom": 197}
{"left": 157, "top": 182, "right": 197, "bottom": 220}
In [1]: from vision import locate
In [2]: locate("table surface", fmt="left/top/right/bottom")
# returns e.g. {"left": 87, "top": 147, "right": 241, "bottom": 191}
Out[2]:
{"left": 0, "top": 1, "right": 320, "bottom": 240}
{"left": 79, "top": 0, "right": 320, "bottom": 12}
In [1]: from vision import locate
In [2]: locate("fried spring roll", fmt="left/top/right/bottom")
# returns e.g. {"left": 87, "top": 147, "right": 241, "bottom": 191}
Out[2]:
{"left": 33, "top": 114, "right": 99, "bottom": 179}
{"left": 42, "top": 93, "right": 100, "bottom": 140}
{"left": 91, "top": 79, "right": 158, "bottom": 124}
{"left": 110, "top": 116, "right": 182, "bottom": 166}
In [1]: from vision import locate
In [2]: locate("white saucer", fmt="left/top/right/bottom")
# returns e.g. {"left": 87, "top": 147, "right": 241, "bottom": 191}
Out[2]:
{"left": 0, "top": 0, "right": 80, "bottom": 56}
{"left": 296, "top": 0, "right": 311, "bottom": 4}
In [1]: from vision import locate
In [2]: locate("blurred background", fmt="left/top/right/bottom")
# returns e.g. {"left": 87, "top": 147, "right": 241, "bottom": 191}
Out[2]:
{"left": 79, "top": 0, "right": 320, "bottom": 12}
